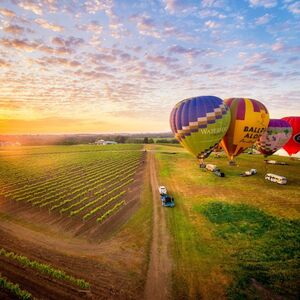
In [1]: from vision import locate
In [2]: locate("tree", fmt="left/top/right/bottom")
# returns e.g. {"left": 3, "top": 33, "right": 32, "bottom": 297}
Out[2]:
{"left": 115, "top": 136, "right": 127, "bottom": 144}
{"left": 143, "top": 137, "right": 149, "bottom": 144}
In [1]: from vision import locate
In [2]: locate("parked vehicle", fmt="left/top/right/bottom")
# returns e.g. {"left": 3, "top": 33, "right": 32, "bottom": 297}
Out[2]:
{"left": 205, "top": 164, "right": 218, "bottom": 172}
{"left": 158, "top": 186, "right": 167, "bottom": 195}
{"left": 240, "top": 169, "right": 257, "bottom": 177}
{"left": 265, "top": 160, "right": 288, "bottom": 165}
{"left": 265, "top": 173, "right": 287, "bottom": 185}
{"left": 205, "top": 164, "right": 225, "bottom": 177}
{"left": 158, "top": 186, "right": 175, "bottom": 207}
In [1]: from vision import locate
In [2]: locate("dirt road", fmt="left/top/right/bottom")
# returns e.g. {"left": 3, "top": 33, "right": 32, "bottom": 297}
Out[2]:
{"left": 144, "top": 150, "right": 172, "bottom": 299}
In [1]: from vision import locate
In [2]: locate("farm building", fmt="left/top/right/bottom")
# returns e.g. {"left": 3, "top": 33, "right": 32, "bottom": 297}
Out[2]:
{"left": 95, "top": 139, "right": 117, "bottom": 145}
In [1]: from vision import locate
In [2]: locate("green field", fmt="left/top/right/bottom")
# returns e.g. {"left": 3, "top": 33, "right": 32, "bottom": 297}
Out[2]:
{"left": 155, "top": 144, "right": 300, "bottom": 299}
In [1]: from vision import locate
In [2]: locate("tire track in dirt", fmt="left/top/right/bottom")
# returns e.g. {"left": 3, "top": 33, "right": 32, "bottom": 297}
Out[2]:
{"left": 144, "top": 149, "right": 172, "bottom": 299}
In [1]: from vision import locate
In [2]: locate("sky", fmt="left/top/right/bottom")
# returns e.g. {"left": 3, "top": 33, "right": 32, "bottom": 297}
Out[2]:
{"left": 0, "top": 0, "right": 299, "bottom": 134}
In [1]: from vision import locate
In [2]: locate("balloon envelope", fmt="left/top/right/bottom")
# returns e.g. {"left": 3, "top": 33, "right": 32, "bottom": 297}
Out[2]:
{"left": 170, "top": 96, "right": 231, "bottom": 160}
{"left": 256, "top": 119, "right": 293, "bottom": 156}
{"left": 281, "top": 116, "right": 300, "bottom": 155}
{"left": 220, "top": 98, "right": 269, "bottom": 161}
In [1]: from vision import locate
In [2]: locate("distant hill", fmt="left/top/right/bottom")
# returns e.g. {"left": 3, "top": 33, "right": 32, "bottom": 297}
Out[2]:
{"left": 0, "top": 132, "right": 174, "bottom": 146}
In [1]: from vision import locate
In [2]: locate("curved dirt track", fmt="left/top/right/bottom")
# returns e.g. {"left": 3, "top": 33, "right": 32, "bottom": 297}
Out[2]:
{"left": 144, "top": 149, "right": 172, "bottom": 299}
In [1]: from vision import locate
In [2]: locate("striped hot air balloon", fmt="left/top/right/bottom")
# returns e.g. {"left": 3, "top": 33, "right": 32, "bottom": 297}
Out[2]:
{"left": 170, "top": 96, "right": 231, "bottom": 162}
{"left": 256, "top": 119, "right": 293, "bottom": 156}
{"left": 220, "top": 98, "right": 269, "bottom": 163}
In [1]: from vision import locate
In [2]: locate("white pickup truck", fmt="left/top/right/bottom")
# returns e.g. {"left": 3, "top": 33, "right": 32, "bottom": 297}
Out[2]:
{"left": 158, "top": 186, "right": 167, "bottom": 195}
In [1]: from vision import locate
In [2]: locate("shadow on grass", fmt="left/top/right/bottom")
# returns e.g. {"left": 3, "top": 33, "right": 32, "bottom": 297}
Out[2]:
{"left": 195, "top": 202, "right": 300, "bottom": 299}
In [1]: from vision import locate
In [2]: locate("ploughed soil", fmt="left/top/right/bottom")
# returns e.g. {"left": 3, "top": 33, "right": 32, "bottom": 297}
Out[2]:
{"left": 0, "top": 153, "right": 148, "bottom": 299}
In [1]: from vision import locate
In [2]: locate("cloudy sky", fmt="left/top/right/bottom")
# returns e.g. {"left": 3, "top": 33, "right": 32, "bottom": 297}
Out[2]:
{"left": 0, "top": 0, "right": 299, "bottom": 134}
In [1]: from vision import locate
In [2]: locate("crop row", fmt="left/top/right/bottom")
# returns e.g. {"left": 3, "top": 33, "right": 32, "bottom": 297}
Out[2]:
{"left": 58, "top": 168, "right": 136, "bottom": 214}
{"left": 97, "top": 200, "right": 125, "bottom": 223}
{"left": 0, "top": 274, "right": 32, "bottom": 300}
{"left": 83, "top": 190, "right": 126, "bottom": 220}
{"left": 69, "top": 180, "right": 130, "bottom": 217}
{"left": 4, "top": 157, "right": 120, "bottom": 198}
{"left": 1, "top": 150, "right": 142, "bottom": 196}
{"left": 5, "top": 155, "right": 141, "bottom": 203}
{"left": 1, "top": 149, "right": 144, "bottom": 224}
{"left": 37, "top": 160, "right": 139, "bottom": 210}
{"left": 0, "top": 248, "right": 90, "bottom": 289}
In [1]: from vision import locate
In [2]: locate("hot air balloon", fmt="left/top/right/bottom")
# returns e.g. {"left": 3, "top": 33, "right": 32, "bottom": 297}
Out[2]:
{"left": 256, "top": 119, "right": 293, "bottom": 156}
{"left": 220, "top": 98, "right": 269, "bottom": 164}
{"left": 282, "top": 116, "right": 300, "bottom": 156}
{"left": 170, "top": 96, "right": 231, "bottom": 163}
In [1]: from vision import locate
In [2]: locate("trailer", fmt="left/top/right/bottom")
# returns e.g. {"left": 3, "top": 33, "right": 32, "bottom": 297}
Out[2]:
{"left": 264, "top": 160, "right": 288, "bottom": 165}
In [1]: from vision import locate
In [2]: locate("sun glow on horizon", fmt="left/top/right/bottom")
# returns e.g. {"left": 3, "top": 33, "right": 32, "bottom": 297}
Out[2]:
{"left": 0, "top": 0, "right": 299, "bottom": 134}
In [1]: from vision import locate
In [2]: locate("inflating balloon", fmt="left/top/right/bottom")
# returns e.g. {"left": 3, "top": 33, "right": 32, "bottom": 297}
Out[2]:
{"left": 281, "top": 116, "right": 300, "bottom": 156}
{"left": 170, "top": 96, "right": 231, "bottom": 162}
{"left": 220, "top": 98, "right": 269, "bottom": 163}
{"left": 256, "top": 119, "right": 292, "bottom": 156}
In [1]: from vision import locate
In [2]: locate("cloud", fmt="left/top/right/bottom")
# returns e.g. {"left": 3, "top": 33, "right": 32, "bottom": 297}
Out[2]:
{"left": 198, "top": 9, "right": 220, "bottom": 18}
{"left": 51, "top": 36, "right": 84, "bottom": 48}
{"left": 18, "top": 0, "right": 43, "bottom": 15}
{"left": 242, "top": 52, "right": 277, "bottom": 65}
{"left": 0, "top": 59, "right": 10, "bottom": 67}
{"left": 35, "top": 18, "right": 64, "bottom": 32}
{"left": 35, "top": 56, "right": 81, "bottom": 68}
{"left": 130, "top": 15, "right": 161, "bottom": 39}
{"left": 146, "top": 55, "right": 178, "bottom": 66}
{"left": 205, "top": 20, "right": 220, "bottom": 28}
{"left": 201, "top": 0, "right": 226, "bottom": 8}
{"left": 168, "top": 45, "right": 213, "bottom": 60}
{"left": 271, "top": 41, "right": 285, "bottom": 52}
{"left": 163, "top": 0, "right": 196, "bottom": 14}
{"left": 74, "top": 70, "right": 115, "bottom": 80}
{"left": 3, "top": 25, "right": 25, "bottom": 35}
{"left": 0, "top": 38, "right": 76, "bottom": 55}
{"left": 288, "top": 1, "right": 300, "bottom": 14}
{"left": 0, "top": 38, "right": 38, "bottom": 52}
{"left": 271, "top": 41, "right": 300, "bottom": 53}
{"left": 0, "top": 8, "right": 16, "bottom": 18}
{"left": 77, "top": 21, "right": 103, "bottom": 34}
{"left": 84, "top": 0, "right": 113, "bottom": 14}
{"left": 249, "top": 0, "right": 277, "bottom": 8}
{"left": 255, "top": 13, "right": 272, "bottom": 25}
{"left": 286, "top": 56, "right": 300, "bottom": 64}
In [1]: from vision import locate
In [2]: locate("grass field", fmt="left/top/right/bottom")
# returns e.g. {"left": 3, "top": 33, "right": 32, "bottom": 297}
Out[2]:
{"left": 155, "top": 144, "right": 300, "bottom": 299}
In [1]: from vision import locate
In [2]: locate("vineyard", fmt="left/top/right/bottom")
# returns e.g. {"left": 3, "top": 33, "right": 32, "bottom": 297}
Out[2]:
{"left": 0, "top": 247, "right": 90, "bottom": 300}
{"left": 0, "top": 144, "right": 145, "bottom": 227}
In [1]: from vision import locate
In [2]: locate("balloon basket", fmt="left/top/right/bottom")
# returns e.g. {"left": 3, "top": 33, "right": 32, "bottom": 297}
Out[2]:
{"left": 228, "top": 160, "right": 236, "bottom": 166}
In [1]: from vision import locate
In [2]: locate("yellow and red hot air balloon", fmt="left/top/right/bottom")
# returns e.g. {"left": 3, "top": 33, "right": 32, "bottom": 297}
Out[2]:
{"left": 221, "top": 98, "right": 269, "bottom": 164}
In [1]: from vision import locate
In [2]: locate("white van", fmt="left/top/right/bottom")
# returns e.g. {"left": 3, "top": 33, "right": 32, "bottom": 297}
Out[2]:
{"left": 265, "top": 173, "right": 287, "bottom": 185}
{"left": 206, "top": 164, "right": 218, "bottom": 172}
